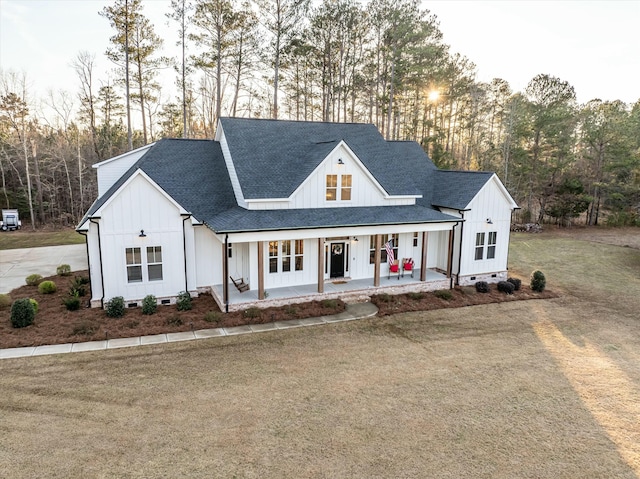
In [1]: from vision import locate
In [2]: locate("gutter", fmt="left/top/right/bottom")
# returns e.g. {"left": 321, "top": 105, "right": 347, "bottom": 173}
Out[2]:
{"left": 449, "top": 219, "right": 462, "bottom": 289}
{"left": 224, "top": 234, "right": 229, "bottom": 313}
{"left": 455, "top": 210, "right": 466, "bottom": 286}
{"left": 89, "top": 217, "right": 105, "bottom": 308}
{"left": 76, "top": 229, "right": 92, "bottom": 304}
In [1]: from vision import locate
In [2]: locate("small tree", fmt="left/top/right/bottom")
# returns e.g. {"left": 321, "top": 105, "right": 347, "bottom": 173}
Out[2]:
{"left": 142, "top": 294, "right": 157, "bottom": 315}
{"left": 106, "top": 296, "right": 126, "bottom": 317}
{"left": 10, "top": 298, "right": 35, "bottom": 328}
{"left": 530, "top": 270, "right": 546, "bottom": 292}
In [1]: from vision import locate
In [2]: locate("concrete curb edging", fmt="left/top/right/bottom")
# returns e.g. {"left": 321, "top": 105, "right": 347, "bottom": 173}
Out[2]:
{"left": 0, "top": 302, "right": 379, "bottom": 360}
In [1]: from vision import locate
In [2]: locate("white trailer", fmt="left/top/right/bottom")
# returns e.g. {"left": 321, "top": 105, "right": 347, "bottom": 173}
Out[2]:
{"left": 1, "top": 209, "right": 22, "bottom": 231}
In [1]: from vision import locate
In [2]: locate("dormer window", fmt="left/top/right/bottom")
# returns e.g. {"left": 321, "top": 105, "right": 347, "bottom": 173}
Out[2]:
{"left": 326, "top": 174, "right": 352, "bottom": 202}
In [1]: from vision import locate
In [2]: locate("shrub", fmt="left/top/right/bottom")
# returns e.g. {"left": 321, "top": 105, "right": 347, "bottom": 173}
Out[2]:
{"left": 10, "top": 298, "right": 35, "bottom": 328}
{"left": 475, "top": 281, "right": 490, "bottom": 293}
{"left": 69, "top": 276, "right": 88, "bottom": 297}
{"left": 507, "top": 277, "right": 522, "bottom": 291}
{"left": 25, "top": 274, "right": 43, "bottom": 286}
{"left": 434, "top": 289, "right": 453, "bottom": 300}
{"left": 38, "top": 280, "right": 57, "bottom": 294}
{"left": 243, "top": 307, "right": 261, "bottom": 318}
{"left": 29, "top": 298, "right": 39, "bottom": 314}
{"left": 204, "top": 311, "right": 222, "bottom": 323}
{"left": 408, "top": 292, "right": 424, "bottom": 300}
{"left": 56, "top": 264, "right": 72, "bottom": 276}
{"left": 0, "top": 293, "right": 12, "bottom": 309}
{"left": 321, "top": 299, "right": 338, "bottom": 309}
{"left": 63, "top": 296, "right": 81, "bottom": 311}
{"left": 71, "top": 320, "right": 98, "bottom": 336}
{"left": 106, "top": 296, "right": 125, "bottom": 318}
{"left": 176, "top": 291, "right": 192, "bottom": 311}
{"left": 497, "top": 281, "right": 515, "bottom": 295}
{"left": 142, "top": 294, "right": 157, "bottom": 315}
{"left": 530, "top": 270, "right": 546, "bottom": 292}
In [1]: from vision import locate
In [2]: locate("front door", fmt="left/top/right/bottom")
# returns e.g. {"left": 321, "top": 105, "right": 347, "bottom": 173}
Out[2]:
{"left": 330, "top": 242, "right": 345, "bottom": 278}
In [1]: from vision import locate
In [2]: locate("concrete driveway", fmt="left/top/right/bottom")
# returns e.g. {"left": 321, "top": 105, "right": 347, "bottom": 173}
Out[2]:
{"left": 0, "top": 244, "right": 88, "bottom": 294}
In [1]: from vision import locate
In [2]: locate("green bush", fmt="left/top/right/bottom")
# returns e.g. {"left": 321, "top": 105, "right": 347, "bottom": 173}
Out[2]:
{"left": 25, "top": 274, "right": 43, "bottom": 286}
{"left": 497, "top": 281, "right": 515, "bottom": 295}
{"left": 10, "top": 298, "right": 35, "bottom": 328}
{"left": 507, "top": 277, "right": 522, "bottom": 291}
{"left": 243, "top": 307, "right": 261, "bottom": 318}
{"left": 204, "top": 311, "right": 222, "bottom": 323}
{"left": 106, "top": 296, "right": 125, "bottom": 318}
{"left": 56, "top": 264, "right": 72, "bottom": 276}
{"left": 38, "top": 280, "right": 57, "bottom": 294}
{"left": 63, "top": 296, "right": 81, "bottom": 311}
{"left": 475, "top": 281, "right": 490, "bottom": 293}
{"left": 321, "top": 299, "right": 338, "bottom": 309}
{"left": 408, "top": 292, "right": 424, "bottom": 300}
{"left": 0, "top": 293, "right": 12, "bottom": 309}
{"left": 434, "top": 289, "right": 453, "bottom": 300}
{"left": 176, "top": 291, "right": 192, "bottom": 311}
{"left": 530, "top": 270, "right": 546, "bottom": 292}
{"left": 29, "top": 298, "right": 39, "bottom": 314}
{"left": 69, "top": 276, "right": 88, "bottom": 297}
{"left": 142, "top": 294, "right": 157, "bottom": 315}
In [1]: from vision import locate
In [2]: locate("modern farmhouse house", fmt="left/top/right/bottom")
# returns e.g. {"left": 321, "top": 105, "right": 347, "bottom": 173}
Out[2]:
{"left": 77, "top": 118, "right": 518, "bottom": 311}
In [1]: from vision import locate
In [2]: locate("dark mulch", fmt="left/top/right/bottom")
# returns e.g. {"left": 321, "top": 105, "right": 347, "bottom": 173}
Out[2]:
{"left": 1, "top": 271, "right": 557, "bottom": 349}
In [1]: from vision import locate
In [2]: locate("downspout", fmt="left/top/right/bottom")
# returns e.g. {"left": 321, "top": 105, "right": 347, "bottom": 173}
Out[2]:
{"left": 89, "top": 217, "right": 105, "bottom": 308}
{"left": 449, "top": 220, "right": 462, "bottom": 289}
{"left": 455, "top": 210, "right": 465, "bottom": 286}
{"left": 224, "top": 234, "right": 229, "bottom": 313}
{"left": 182, "top": 214, "right": 192, "bottom": 293}
{"left": 77, "top": 229, "right": 92, "bottom": 306}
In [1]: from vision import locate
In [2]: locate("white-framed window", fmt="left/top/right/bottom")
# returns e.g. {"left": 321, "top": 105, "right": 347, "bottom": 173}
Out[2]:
{"left": 268, "top": 240, "right": 304, "bottom": 273}
{"left": 227, "top": 242, "right": 233, "bottom": 258}
{"left": 326, "top": 174, "right": 352, "bottom": 201}
{"left": 294, "top": 240, "right": 304, "bottom": 271}
{"left": 369, "top": 234, "right": 398, "bottom": 264}
{"left": 126, "top": 247, "right": 142, "bottom": 283}
{"left": 487, "top": 232, "right": 497, "bottom": 259}
{"left": 147, "top": 246, "right": 163, "bottom": 281}
{"left": 475, "top": 233, "right": 485, "bottom": 260}
{"left": 126, "top": 246, "right": 163, "bottom": 282}
{"left": 413, "top": 232, "right": 419, "bottom": 247}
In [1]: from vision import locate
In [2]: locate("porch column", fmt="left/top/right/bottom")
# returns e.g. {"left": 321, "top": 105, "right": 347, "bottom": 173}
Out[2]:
{"left": 373, "top": 234, "right": 381, "bottom": 287}
{"left": 257, "top": 241, "right": 265, "bottom": 300}
{"left": 222, "top": 238, "right": 228, "bottom": 310}
{"left": 446, "top": 230, "right": 454, "bottom": 278}
{"left": 317, "top": 237, "right": 325, "bottom": 293}
{"left": 420, "top": 232, "right": 428, "bottom": 282}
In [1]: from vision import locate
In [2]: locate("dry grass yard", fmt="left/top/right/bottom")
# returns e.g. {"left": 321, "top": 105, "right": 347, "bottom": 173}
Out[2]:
{"left": 1, "top": 227, "right": 639, "bottom": 478}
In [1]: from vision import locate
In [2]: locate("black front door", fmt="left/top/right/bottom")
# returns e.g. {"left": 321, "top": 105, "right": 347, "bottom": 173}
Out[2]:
{"left": 330, "top": 243, "right": 345, "bottom": 278}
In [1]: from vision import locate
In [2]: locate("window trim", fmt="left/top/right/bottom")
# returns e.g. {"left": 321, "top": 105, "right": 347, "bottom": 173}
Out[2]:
{"left": 269, "top": 240, "right": 304, "bottom": 274}
{"left": 370, "top": 234, "right": 398, "bottom": 264}
{"left": 126, "top": 245, "right": 163, "bottom": 283}
{"left": 487, "top": 231, "right": 497, "bottom": 259}
{"left": 126, "top": 247, "right": 142, "bottom": 283}
{"left": 475, "top": 232, "right": 485, "bottom": 261}
{"left": 146, "top": 246, "right": 163, "bottom": 282}
{"left": 326, "top": 173, "right": 352, "bottom": 202}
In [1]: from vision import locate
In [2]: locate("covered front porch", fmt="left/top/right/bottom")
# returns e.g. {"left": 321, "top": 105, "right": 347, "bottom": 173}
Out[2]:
{"left": 211, "top": 267, "right": 450, "bottom": 312}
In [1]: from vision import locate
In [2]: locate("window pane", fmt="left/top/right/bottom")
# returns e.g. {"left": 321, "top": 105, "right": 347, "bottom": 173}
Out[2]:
{"left": 269, "top": 241, "right": 278, "bottom": 257}
{"left": 326, "top": 188, "right": 337, "bottom": 201}
{"left": 282, "top": 240, "right": 291, "bottom": 256}
{"left": 326, "top": 175, "right": 337, "bottom": 187}
{"left": 476, "top": 233, "right": 485, "bottom": 247}
{"left": 487, "top": 246, "right": 496, "bottom": 259}
{"left": 147, "top": 246, "right": 162, "bottom": 263}
{"left": 127, "top": 265, "right": 142, "bottom": 282}
{"left": 326, "top": 175, "right": 337, "bottom": 201}
{"left": 282, "top": 257, "right": 291, "bottom": 272}
{"left": 126, "top": 247, "right": 141, "bottom": 265}
{"left": 295, "top": 240, "right": 303, "bottom": 255}
{"left": 148, "top": 264, "right": 163, "bottom": 281}
{"left": 475, "top": 247, "right": 484, "bottom": 261}
{"left": 341, "top": 175, "right": 352, "bottom": 200}
{"left": 295, "top": 256, "right": 303, "bottom": 271}
{"left": 269, "top": 257, "right": 278, "bottom": 273}
{"left": 341, "top": 175, "right": 352, "bottom": 187}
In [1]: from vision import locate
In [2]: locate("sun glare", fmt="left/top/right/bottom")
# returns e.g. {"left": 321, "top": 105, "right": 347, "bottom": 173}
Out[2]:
{"left": 428, "top": 90, "right": 440, "bottom": 102}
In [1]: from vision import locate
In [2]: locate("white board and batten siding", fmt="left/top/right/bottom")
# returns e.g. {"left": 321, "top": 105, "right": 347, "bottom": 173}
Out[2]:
{"left": 94, "top": 144, "right": 154, "bottom": 196}
{"left": 90, "top": 173, "right": 192, "bottom": 306}
{"left": 455, "top": 176, "right": 517, "bottom": 284}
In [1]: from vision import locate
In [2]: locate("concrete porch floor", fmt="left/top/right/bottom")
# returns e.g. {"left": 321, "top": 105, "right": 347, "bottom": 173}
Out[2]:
{"left": 211, "top": 268, "right": 450, "bottom": 310}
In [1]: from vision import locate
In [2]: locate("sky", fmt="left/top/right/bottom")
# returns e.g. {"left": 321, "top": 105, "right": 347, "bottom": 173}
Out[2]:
{"left": 0, "top": 0, "right": 639, "bottom": 115}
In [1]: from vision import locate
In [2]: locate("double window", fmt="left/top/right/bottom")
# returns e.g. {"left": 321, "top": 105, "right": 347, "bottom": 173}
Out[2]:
{"left": 475, "top": 232, "right": 497, "bottom": 260}
{"left": 269, "top": 240, "right": 304, "bottom": 273}
{"left": 126, "top": 246, "right": 163, "bottom": 283}
{"left": 369, "top": 234, "right": 398, "bottom": 264}
{"left": 326, "top": 174, "right": 352, "bottom": 201}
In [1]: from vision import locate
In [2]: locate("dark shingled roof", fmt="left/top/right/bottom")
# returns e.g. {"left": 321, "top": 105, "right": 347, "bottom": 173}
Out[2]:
{"left": 219, "top": 117, "right": 433, "bottom": 199}
{"left": 81, "top": 120, "right": 500, "bottom": 234}
{"left": 429, "top": 170, "right": 494, "bottom": 210}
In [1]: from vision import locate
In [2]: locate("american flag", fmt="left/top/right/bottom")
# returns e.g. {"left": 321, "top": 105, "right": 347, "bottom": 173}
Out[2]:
{"left": 384, "top": 240, "right": 394, "bottom": 264}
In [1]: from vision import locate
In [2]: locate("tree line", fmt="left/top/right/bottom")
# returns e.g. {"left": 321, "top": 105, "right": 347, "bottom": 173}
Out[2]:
{"left": 1, "top": 0, "right": 638, "bottom": 230}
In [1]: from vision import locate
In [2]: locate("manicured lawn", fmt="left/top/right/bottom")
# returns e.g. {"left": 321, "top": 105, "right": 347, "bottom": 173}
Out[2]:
{"left": 0, "top": 229, "right": 85, "bottom": 250}
{"left": 0, "top": 228, "right": 638, "bottom": 478}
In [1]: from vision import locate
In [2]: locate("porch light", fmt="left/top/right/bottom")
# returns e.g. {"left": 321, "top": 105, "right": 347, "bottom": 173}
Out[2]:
{"left": 139, "top": 229, "right": 147, "bottom": 237}
{"left": 337, "top": 158, "right": 344, "bottom": 166}
{"left": 351, "top": 237, "right": 359, "bottom": 243}
{"left": 486, "top": 218, "right": 493, "bottom": 224}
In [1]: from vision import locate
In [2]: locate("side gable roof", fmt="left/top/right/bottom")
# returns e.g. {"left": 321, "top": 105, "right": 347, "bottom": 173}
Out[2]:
{"left": 219, "top": 117, "right": 435, "bottom": 199}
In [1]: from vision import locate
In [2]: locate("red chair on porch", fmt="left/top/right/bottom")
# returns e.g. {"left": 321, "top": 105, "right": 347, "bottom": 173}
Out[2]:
{"left": 402, "top": 258, "right": 414, "bottom": 278}
{"left": 388, "top": 259, "right": 400, "bottom": 280}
